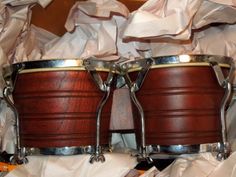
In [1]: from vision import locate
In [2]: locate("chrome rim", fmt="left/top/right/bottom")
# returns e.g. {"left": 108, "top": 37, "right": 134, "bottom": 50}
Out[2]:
{"left": 24, "top": 145, "right": 110, "bottom": 156}
{"left": 146, "top": 142, "right": 223, "bottom": 159}
{"left": 123, "top": 55, "right": 233, "bottom": 72}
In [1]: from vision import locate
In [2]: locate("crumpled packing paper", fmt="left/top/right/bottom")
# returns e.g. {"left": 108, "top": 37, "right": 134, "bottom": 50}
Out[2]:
{"left": 2, "top": 0, "right": 52, "bottom": 7}
{"left": 192, "top": 24, "right": 236, "bottom": 60}
{"left": 123, "top": 0, "right": 202, "bottom": 40}
{"left": 7, "top": 151, "right": 236, "bottom": 177}
{"left": 42, "top": 20, "right": 119, "bottom": 60}
{"left": 0, "top": 0, "right": 52, "bottom": 154}
{"left": 192, "top": 0, "right": 236, "bottom": 29}
{"left": 5, "top": 0, "right": 236, "bottom": 73}
{"left": 0, "top": 100, "right": 15, "bottom": 154}
{"left": 0, "top": 4, "right": 30, "bottom": 63}
{"left": 42, "top": 0, "right": 136, "bottom": 60}
{"left": 13, "top": 24, "right": 58, "bottom": 63}
{"left": 14, "top": 0, "right": 236, "bottom": 62}
{"left": 0, "top": 0, "right": 53, "bottom": 95}
{"left": 139, "top": 152, "right": 236, "bottom": 177}
{"left": 226, "top": 98, "right": 236, "bottom": 151}
{"left": 0, "top": 0, "right": 51, "bottom": 63}
{"left": 64, "top": 0, "right": 141, "bottom": 59}
{"left": 156, "top": 153, "right": 220, "bottom": 177}
{"left": 207, "top": 151, "right": 236, "bottom": 177}
{"left": 125, "top": 0, "right": 236, "bottom": 39}
{"left": 5, "top": 153, "right": 138, "bottom": 177}
{"left": 147, "top": 23, "right": 236, "bottom": 62}
{"left": 123, "top": 0, "right": 236, "bottom": 39}
{"left": 12, "top": 0, "right": 144, "bottom": 62}
{"left": 65, "top": 0, "right": 129, "bottom": 30}
{"left": 121, "top": 0, "right": 236, "bottom": 63}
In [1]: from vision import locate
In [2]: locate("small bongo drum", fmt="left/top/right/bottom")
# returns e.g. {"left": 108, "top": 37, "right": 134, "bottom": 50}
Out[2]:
{"left": 122, "top": 55, "right": 234, "bottom": 160}
{"left": 3, "top": 58, "right": 115, "bottom": 163}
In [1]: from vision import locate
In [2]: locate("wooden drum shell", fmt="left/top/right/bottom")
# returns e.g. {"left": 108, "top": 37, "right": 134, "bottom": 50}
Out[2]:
{"left": 131, "top": 65, "right": 229, "bottom": 146}
{"left": 13, "top": 70, "right": 111, "bottom": 148}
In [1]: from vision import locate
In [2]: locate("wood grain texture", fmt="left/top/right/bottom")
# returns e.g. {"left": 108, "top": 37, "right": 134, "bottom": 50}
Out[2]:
{"left": 13, "top": 70, "right": 112, "bottom": 148}
{"left": 131, "top": 66, "right": 228, "bottom": 145}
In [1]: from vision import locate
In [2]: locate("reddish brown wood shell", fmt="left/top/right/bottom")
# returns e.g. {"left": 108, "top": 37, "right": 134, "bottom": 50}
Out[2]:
{"left": 131, "top": 66, "right": 228, "bottom": 145}
{"left": 13, "top": 70, "right": 111, "bottom": 148}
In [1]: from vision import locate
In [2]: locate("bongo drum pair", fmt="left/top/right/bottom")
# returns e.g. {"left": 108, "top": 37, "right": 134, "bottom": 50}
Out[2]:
{"left": 2, "top": 55, "right": 235, "bottom": 164}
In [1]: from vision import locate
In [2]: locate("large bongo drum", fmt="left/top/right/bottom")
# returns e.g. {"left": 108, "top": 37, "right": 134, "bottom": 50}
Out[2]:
{"left": 122, "top": 55, "right": 234, "bottom": 159}
{"left": 3, "top": 58, "right": 114, "bottom": 162}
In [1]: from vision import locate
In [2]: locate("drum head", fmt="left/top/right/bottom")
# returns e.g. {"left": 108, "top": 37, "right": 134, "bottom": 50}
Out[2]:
{"left": 124, "top": 55, "right": 233, "bottom": 72}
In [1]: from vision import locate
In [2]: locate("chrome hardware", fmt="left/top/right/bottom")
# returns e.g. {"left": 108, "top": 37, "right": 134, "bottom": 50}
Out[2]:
{"left": 209, "top": 60, "right": 234, "bottom": 159}
{"left": 3, "top": 64, "right": 28, "bottom": 164}
{"left": 10, "top": 147, "right": 28, "bottom": 164}
{"left": 146, "top": 143, "right": 225, "bottom": 159}
{"left": 84, "top": 58, "right": 116, "bottom": 163}
{"left": 23, "top": 145, "right": 110, "bottom": 156}
{"left": 122, "top": 58, "right": 153, "bottom": 162}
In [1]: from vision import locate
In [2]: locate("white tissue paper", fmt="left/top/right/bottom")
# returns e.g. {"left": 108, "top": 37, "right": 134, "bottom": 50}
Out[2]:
{"left": 43, "top": 20, "right": 118, "bottom": 60}
{"left": 192, "top": 24, "right": 236, "bottom": 59}
{"left": 122, "top": 0, "right": 236, "bottom": 61}
{"left": 5, "top": 153, "right": 138, "bottom": 177}
{"left": 0, "top": 0, "right": 53, "bottom": 155}
{"left": 142, "top": 152, "right": 236, "bottom": 177}
{"left": 161, "top": 153, "right": 220, "bottom": 177}
{"left": 0, "top": 1, "right": 28, "bottom": 157}
{"left": 209, "top": 0, "right": 236, "bottom": 6}
{"left": 0, "top": 100, "right": 15, "bottom": 154}
{"left": 13, "top": 25, "right": 58, "bottom": 62}
{"left": 10, "top": 0, "right": 142, "bottom": 61}
{"left": 123, "top": 0, "right": 203, "bottom": 39}
{"left": 0, "top": 0, "right": 54, "bottom": 94}
{"left": 1, "top": 0, "right": 52, "bottom": 8}
{"left": 123, "top": 0, "right": 236, "bottom": 39}
{"left": 43, "top": 0, "right": 131, "bottom": 60}
{"left": 226, "top": 98, "right": 236, "bottom": 151}
{"left": 208, "top": 151, "right": 236, "bottom": 177}
{"left": 192, "top": 0, "right": 236, "bottom": 29}
{"left": 0, "top": 5, "right": 30, "bottom": 62}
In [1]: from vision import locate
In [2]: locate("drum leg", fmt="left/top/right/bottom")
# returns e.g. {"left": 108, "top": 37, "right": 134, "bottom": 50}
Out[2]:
{"left": 85, "top": 59, "right": 115, "bottom": 163}
{"left": 217, "top": 82, "right": 231, "bottom": 160}
{"left": 122, "top": 58, "right": 153, "bottom": 163}
{"left": 3, "top": 87, "right": 28, "bottom": 164}
{"left": 210, "top": 61, "right": 234, "bottom": 160}
{"left": 89, "top": 88, "right": 110, "bottom": 163}
{"left": 130, "top": 91, "right": 153, "bottom": 163}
